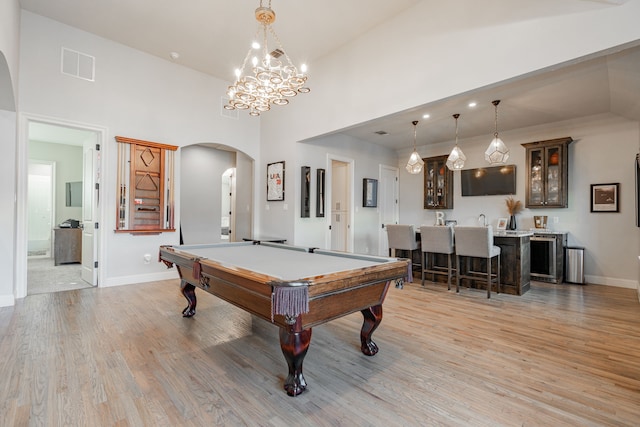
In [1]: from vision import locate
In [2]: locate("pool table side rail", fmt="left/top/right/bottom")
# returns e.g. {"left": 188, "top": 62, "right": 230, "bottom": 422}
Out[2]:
{"left": 159, "top": 245, "right": 409, "bottom": 330}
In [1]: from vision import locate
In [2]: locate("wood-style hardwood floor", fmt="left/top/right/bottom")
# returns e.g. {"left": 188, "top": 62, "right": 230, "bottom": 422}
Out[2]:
{"left": 1, "top": 277, "right": 639, "bottom": 426}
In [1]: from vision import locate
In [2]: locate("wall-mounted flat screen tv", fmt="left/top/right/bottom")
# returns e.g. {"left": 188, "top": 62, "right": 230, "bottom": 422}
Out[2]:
{"left": 461, "top": 165, "right": 516, "bottom": 196}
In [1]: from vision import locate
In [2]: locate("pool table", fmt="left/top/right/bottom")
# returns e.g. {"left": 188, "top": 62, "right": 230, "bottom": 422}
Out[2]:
{"left": 158, "top": 242, "right": 410, "bottom": 396}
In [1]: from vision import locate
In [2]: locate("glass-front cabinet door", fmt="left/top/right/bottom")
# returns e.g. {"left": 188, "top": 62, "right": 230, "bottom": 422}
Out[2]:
{"left": 423, "top": 155, "right": 453, "bottom": 209}
{"left": 522, "top": 137, "right": 572, "bottom": 208}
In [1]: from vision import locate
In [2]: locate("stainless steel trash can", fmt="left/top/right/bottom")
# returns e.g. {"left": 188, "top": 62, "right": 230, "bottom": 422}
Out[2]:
{"left": 565, "top": 246, "right": 585, "bottom": 284}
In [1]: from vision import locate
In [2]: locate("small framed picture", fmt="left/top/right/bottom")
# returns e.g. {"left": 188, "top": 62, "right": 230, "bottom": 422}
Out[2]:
{"left": 363, "top": 178, "right": 378, "bottom": 208}
{"left": 591, "top": 183, "right": 619, "bottom": 212}
{"left": 496, "top": 217, "right": 508, "bottom": 230}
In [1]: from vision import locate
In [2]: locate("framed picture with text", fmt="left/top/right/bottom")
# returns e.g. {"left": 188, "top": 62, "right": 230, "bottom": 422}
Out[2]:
{"left": 267, "top": 161, "right": 285, "bottom": 201}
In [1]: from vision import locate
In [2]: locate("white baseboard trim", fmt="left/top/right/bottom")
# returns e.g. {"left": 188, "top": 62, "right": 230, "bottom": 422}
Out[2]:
{"left": 0, "top": 294, "right": 15, "bottom": 308}
{"left": 584, "top": 275, "right": 638, "bottom": 289}
{"left": 102, "top": 270, "right": 179, "bottom": 288}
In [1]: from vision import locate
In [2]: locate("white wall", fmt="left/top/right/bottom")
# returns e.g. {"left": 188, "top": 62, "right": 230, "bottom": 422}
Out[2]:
{"left": 18, "top": 11, "right": 260, "bottom": 287}
{"left": 258, "top": 2, "right": 640, "bottom": 289}
{"left": 180, "top": 145, "right": 234, "bottom": 244}
{"left": 29, "top": 141, "right": 83, "bottom": 225}
{"left": 293, "top": 134, "right": 397, "bottom": 254}
{"left": 0, "top": 0, "right": 20, "bottom": 103}
{"left": 258, "top": 2, "right": 640, "bottom": 192}
{"left": 0, "top": 0, "right": 20, "bottom": 306}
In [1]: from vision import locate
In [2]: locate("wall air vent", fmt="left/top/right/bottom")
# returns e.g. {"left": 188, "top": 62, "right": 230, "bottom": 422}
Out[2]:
{"left": 61, "top": 47, "right": 95, "bottom": 81}
{"left": 221, "top": 96, "right": 239, "bottom": 119}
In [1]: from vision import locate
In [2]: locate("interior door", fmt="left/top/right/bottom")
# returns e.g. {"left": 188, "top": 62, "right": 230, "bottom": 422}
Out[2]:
{"left": 379, "top": 165, "right": 399, "bottom": 256}
{"left": 81, "top": 136, "right": 99, "bottom": 285}
{"left": 330, "top": 161, "right": 348, "bottom": 251}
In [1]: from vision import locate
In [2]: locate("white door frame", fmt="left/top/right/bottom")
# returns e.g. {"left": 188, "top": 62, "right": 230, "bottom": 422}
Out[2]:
{"left": 379, "top": 164, "right": 400, "bottom": 256}
{"left": 16, "top": 114, "right": 107, "bottom": 298}
{"left": 325, "top": 153, "right": 355, "bottom": 252}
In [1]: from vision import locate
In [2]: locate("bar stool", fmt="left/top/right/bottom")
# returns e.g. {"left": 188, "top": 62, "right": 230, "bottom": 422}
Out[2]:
{"left": 385, "top": 224, "right": 421, "bottom": 287}
{"left": 419, "top": 225, "right": 455, "bottom": 290}
{"left": 454, "top": 226, "right": 501, "bottom": 298}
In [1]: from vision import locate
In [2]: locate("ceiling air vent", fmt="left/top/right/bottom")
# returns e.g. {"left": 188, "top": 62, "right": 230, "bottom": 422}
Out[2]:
{"left": 374, "top": 131, "right": 388, "bottom": 136}
{"left": 270, "top": 49, "right": 285, "bottom": 58}
{"left": 61, "top": 47, "right": 95, "bottom": 81}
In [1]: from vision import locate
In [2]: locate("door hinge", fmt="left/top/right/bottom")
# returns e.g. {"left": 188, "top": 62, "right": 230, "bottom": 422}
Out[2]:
{"left": 94, "top": 261, "right": 98, "bottom": 268}
{"left": 96, "top": 143, "right": 101, "bottom": 151}
{"left": 329, "top": 225, "right": 332, "bottom": 230}
{"left": 95, "top": 183, "right": 99, "bottom": 190}
{"left": 94, "top": 222, "right": 99, "bottom": 229}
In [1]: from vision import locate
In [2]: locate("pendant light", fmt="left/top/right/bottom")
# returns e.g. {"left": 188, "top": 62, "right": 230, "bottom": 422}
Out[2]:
{"left": 485, "top": 100, "right": 509, "bottom": 164}
{"left": 406, "top": 120, "right": 424, "bottom": 174}
{"left": 446, "top": 113, "right": 466, "bottom": 170}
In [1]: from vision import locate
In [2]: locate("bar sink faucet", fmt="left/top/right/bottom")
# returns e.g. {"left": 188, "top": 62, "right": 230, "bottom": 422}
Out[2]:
{"left": 478, "top": 213, "right": 486, "bottom": 227}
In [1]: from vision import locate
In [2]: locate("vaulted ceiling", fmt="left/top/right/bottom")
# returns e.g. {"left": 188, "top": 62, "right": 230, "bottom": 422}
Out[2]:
{"left": 20, "top": 0, "right": 640, "bottom": 149}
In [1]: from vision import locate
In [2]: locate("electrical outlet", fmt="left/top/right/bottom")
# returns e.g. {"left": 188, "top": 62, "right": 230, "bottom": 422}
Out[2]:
{"left": 143, "top": 254, "right": 151, "bottom": 264}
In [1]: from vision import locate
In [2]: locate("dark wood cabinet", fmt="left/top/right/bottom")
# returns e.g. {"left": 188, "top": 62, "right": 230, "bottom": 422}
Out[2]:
{"left": 423, "top": 155, "right": 453, "bottom": 209}
{"left": 494, "top": 234, "right": 531, "bottom": 295}
{"left": 54, "top": 227, "right": 82, "bottom": 265}
{"left": 522, "top": 137, "right": 572, "bottom": 208}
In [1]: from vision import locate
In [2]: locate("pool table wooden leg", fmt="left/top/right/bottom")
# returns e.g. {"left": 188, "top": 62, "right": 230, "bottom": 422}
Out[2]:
{"left": 180, "top": 280, "right": 197, "bottom": 318}
{"left": 279, "top": 326, "right": 312, "bottom": 396}
{"left": 360, "top": 304, "right": 382, "bottom": 356}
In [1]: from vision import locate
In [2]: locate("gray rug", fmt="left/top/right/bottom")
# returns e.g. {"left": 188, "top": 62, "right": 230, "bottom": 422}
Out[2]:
{"left": 27, "top": 257, "right": 93, "bottom": 295}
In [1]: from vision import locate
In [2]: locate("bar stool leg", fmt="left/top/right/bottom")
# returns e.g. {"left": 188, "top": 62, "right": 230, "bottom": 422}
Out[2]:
{"left": 446, "top": 253, "right": 452, "bottom": 291}
{"left": 486, "top": 257, "right": 491, "bottom": 299}
{"left": 455, "top": 256, "right": 461, "bottom": 293}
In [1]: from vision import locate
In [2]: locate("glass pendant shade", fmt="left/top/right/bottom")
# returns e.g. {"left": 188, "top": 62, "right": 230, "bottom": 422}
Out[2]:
{"left": 406, "top": 120, "right": 424, "bottom": 174}
{"left": 486, "top": 100, "right": 509, "bottom": 164}
{"left": 446, "top": 146, "right": 466, "bottom": 170}
{"left": 447, "top": 113, "right": 466, "bottom": 170}
{"left": 485, "top": 136, "right": 510, "bottom": 164}
{"left": 406, "top": 150, "right": 424, "bottom": 174}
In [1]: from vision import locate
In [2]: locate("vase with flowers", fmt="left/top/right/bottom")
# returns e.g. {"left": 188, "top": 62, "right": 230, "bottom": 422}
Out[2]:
{"left": 505, "top": 196, "right": 523, "bottom": 230}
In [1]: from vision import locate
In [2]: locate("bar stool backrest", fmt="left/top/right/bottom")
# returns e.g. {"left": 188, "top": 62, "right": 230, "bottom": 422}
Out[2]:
{"left": 386, "top": 224, "right": 419, "bottom": 251}
{"left": 420, "top": 225, "right": 455, "bottom": 255}
{"left": 454, "top": 226, "right": 495, "bottom": 258}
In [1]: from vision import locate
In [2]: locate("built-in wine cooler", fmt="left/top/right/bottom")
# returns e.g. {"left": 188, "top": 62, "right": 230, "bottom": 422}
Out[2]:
{"left": 530, "top": 232, "right": 567, "bottom": 283}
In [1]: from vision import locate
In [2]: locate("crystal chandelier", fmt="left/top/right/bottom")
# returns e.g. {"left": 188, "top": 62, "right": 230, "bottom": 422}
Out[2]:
{"left": 446, "top": 113, "right": 466, "bottom": 170}
{"left": 224, "top": 0, "right": 310, "bottom": 116}
{"left": 485, "top": 100, "right": 510, "bottom": 164}
{"left": 406, "top": 120, "right": 424, "bottom": 174}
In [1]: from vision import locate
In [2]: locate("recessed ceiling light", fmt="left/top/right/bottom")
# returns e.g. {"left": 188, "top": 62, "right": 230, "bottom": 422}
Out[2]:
{"left": 422, "top": 114, "right": 430, "bottom": 119}
{"left": 468, "top": 102, "right": 477, "bottom": 108}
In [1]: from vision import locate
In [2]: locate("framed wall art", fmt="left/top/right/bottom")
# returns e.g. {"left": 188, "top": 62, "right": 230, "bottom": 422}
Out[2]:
{"left": 301, "top": 166, "right": 310, "bottom": 217}
{"left": 363, "top": 178, "right": 378, "bottom": 208}
{"left": 591, "top": 183, "right": 619, "bottom": 212}
{"left": 316, "top": 168, "right": 325, "bottom": 217}
{"left": 267, "top": 161, "right": 285, "bottom": 201}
